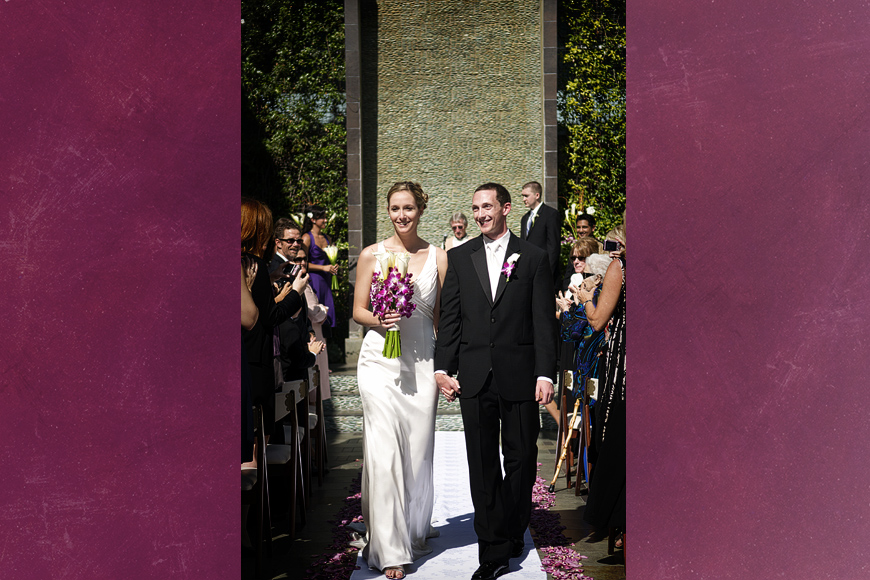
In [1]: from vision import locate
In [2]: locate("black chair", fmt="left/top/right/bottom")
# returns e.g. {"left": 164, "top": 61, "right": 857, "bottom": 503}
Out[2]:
{"left": 241, "top": 405, "right": 272, "bottom": 578}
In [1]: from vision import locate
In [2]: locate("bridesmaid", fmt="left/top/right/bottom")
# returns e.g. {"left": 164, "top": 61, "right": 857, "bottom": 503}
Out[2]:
{"left": 302, "top": 204, "right": 338, "bottom": 332}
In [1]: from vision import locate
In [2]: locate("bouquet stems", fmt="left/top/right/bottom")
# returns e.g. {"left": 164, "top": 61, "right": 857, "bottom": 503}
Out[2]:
{"left": 383, "top": 328, "right": 402, "bottom": 358}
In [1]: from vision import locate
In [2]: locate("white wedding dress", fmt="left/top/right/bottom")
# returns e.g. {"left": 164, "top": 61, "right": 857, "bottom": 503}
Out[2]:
{"left": 357, "top": 243, "right": 439, "bottom": 571}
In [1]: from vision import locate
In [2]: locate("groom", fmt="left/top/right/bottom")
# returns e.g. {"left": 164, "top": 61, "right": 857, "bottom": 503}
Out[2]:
{"left": 435, "top": 183, "right": 557, "bottom": 580}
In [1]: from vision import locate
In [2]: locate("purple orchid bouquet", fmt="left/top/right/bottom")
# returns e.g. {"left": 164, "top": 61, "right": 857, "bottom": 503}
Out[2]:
{"left": 370, "top": 250, "right": 416, "bottom": 358}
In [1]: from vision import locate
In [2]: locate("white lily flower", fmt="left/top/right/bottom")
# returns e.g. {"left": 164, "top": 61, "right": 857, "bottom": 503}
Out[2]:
{"left": 585, "top": 206, "right": 596, "bottom": 215}
{"left": 394, "top": 252, "right": 411, "bottom": 276}
{"left": 506, "top": 252, "right": 521, "bottom": 265}
{"left": 324, "top": 244, "right": 339, "bottom": 263}
{"left": 372, "top": 250, "right": 395, "bottom": 280}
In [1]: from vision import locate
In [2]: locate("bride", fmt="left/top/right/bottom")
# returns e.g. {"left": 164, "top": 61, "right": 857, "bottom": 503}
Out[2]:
{"left": 352, "top": 181, "right": 448, "bottom": 579}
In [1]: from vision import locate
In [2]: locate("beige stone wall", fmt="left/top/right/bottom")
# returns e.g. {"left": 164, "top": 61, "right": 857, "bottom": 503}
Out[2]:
{"left": 360, "top": 0, "right": 543, "bottom": 248}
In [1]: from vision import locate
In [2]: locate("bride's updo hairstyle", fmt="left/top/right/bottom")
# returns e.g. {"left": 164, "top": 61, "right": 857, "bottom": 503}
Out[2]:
{"left": 387, "top": 181, "right": 428, "bottom": 211}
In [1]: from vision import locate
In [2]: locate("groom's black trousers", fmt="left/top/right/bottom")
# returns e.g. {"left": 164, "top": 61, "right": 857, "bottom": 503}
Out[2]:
{"left": 459, "top": 371, "right": 540, "bottom": 565}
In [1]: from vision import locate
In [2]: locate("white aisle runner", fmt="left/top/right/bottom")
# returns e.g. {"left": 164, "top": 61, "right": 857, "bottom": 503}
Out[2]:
{"left": 350, "top": 432, "right": 545, "bottom": 579}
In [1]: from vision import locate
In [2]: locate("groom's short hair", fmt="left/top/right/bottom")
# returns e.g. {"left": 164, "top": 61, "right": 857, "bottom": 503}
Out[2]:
{"left": 474, "top": 182, "right": 511, "bottom": 207}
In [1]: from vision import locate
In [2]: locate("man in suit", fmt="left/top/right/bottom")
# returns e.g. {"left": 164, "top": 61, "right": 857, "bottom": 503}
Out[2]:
{"left": 269, "top": 218, "right": 305, "bottom": 274}
{"left": 576, "top": 212, "right": 603, "bottom": 253}
{"left": 519, "top": 181, "right": 561, "bottom": 284}
{"left": 435, "top": 183, "right": 558, "bottom": 580}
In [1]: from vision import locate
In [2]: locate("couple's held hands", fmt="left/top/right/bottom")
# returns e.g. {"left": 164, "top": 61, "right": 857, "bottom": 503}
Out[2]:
{"left": 435, "top": 373, "right": 460, "bottom": 402}
{"left": 535, "top": 379, "right": 554, "bottom": 406}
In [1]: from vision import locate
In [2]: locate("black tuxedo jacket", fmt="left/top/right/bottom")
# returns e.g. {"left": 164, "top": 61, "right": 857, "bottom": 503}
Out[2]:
{"left": 520, "top": 202, "right": 561, "bottom": 283}
{"left": 269, "top": 252, "right": 312, "bottom": 336}
{"left": 435, "top": 233, "right": 558, "bottom": 400}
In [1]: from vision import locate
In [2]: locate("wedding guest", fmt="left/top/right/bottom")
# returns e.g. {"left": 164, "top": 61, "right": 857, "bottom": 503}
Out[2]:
{"left": 519, "top": 181, "right": 561, "bottom": 283}
{"left": 298, "top": 247, "right": 332, "bottom": 402}
{"left": 444, "top": 212, "right": 470, "bottom": 250}
{"left": 270, "top": 217, "right": 305, "bottom": 273}
{"left": 276, "top": 248, "right": 322, "bottom": 381}
{"left": 548, "top": 236, "right": 603, "bottom": 428}
{"left": 576, "top": 221, "right": 626, "bottom": 553}
{"left": 576, "top": 213, "right": 603, "bottom": 253}
{"left": 242, "top": 197, "right": 309, "bottom": 443}
{"left": 302, "top": 204, "right": 337, "bottom": 332}
{"left": 559, "top": 237, "right": 601, "bottom": 294}
{"left": 242, "top": 262, "right": 258, "bottom": 465}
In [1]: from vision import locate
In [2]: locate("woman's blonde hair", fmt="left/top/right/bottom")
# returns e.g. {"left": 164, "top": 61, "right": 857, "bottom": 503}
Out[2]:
{"left": 571, "top": 236, "right": 599, "bottom": 259}
{"left": 387, "top": 181, "right": 428, "bottom": 211}
{"left": 605, "top": 223, "right": 626, "bottom": 257}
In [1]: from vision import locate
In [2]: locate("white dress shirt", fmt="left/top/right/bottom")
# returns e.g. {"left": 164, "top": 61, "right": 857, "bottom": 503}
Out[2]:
{"left": 483, "top": 232, "right": 508, "bottom": 300}
{"left": 525, "top": 203, "right": 540, "bottom": 235}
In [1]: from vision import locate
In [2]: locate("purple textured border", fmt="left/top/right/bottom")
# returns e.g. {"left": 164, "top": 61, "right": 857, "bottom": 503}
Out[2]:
{"left": 628, "top": 0, "right": 870, "bottom": 577}
{"left": 1, "top": 2, "right": 239, "bottom": 578}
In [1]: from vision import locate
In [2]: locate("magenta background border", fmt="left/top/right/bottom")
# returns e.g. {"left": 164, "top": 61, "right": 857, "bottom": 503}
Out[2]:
{"left": 1, "top": 1, "right": 239, "bottom": 578}
{"left": 3, "top": 0, "right": 870, "bottom": 578}
{"left": 628, "top": 0, "right": 870, "bottom": 577}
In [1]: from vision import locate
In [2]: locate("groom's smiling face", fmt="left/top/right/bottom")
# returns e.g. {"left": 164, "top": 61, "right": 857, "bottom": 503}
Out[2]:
{"left": 472, "top": 189, "right": 510, "bottom": 240}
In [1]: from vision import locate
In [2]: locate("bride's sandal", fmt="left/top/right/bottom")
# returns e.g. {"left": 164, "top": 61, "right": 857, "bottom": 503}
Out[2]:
{"left": 384, "top": 566, "right": 405, "bottom": 579}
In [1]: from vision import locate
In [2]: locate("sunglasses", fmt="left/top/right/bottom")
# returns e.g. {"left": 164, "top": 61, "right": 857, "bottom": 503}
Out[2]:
{"left": 452, "top": 225, "right": 465, "bottom": 230}
{"left": 570, "top": 255, "right": 586, "bottom": 261}
{"left": 278, "top": 237, "right": 304, "bottom": 245}
{"left": 291, "top": 257, "right": 306, "bottom": 264}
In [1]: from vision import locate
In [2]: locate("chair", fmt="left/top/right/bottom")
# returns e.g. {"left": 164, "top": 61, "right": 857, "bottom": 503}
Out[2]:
{"left": 557, "top": 370, "right": 580, "bottom": 491}
{"left": 268, "top": 378, "right": 308, "bottom": 538}
{"left": 241, "top": 405, "right": 272, "bottom": 578}
{"left": 308, "top": 365, "right": 328, "bottom": 486}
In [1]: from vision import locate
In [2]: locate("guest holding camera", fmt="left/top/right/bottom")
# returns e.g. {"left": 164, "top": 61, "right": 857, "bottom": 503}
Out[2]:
{"left": 575, "top": 221, "right": 626, "bottom": 551}
{"left": 242, "top": 197, "right": 309, "bottom": 444}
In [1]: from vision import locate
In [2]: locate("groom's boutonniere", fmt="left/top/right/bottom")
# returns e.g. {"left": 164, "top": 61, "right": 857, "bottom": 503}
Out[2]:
{"left": 502, "top": 253, "right": 521, "bottom": 280}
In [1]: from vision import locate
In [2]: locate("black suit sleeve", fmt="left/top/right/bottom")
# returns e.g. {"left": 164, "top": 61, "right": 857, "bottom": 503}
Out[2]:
{"left": 434, "top": 253, "right": 462, "bottom": 375}
{"left": 268, "top": 290, "right": 301, "bottom": 327}
{"left": 544, "top": 205, "right": 561, "bottom": 282}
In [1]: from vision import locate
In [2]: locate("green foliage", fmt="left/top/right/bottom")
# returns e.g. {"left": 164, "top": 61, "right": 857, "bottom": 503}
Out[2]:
{"left": 242, "top": 0, "right": 350, "bottom": 350}
{"left": 559, "top": 0, "right": 626, "bottom": 243}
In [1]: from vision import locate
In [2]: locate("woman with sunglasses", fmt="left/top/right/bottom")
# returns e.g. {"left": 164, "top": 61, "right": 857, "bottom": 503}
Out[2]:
{"left": 444, "top": 212, "right": 470, "bottom": 250}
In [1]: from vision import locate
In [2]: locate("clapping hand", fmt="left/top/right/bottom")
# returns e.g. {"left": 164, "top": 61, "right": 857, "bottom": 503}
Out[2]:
{"left": 308, "top": 339, "right": 325, "bottom": 355}
{"left": 556, "top": 290, "right": 573, "bottom": 315}
{"left": 242, "top": 257, "right": 257, "bottom": 291}
{"left": 273, "top": 281, "right": 293, "bottom": 302}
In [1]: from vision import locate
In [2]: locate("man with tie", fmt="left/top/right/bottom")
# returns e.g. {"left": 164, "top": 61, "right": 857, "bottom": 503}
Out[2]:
{"left": 519, "top": 181, "right": 561, "bottom": 284}
{"left": 435, "top": 183, "right": 557, "bottom": 580}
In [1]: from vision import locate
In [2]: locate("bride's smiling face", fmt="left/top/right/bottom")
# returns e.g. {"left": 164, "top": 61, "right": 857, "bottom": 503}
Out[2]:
{"left": 388, "top": 190, "right": 421, "bottom": 234}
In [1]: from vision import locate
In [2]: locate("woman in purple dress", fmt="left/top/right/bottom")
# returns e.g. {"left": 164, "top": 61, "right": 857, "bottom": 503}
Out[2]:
{"left": 302, "top": 204, "right": 337, "bottom": 331}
